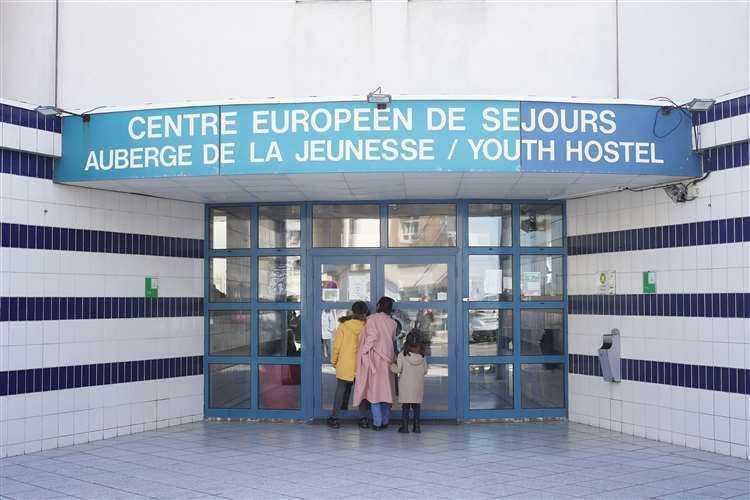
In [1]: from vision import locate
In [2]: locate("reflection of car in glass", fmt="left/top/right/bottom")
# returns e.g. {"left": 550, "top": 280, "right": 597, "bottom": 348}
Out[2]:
{"left": 470, "top": 310, "right": 499, "bottom": 343}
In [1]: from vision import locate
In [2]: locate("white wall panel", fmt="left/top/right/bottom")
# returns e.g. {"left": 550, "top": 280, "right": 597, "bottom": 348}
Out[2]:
{"left": 619, "top": 1, "right": 750, "bottom": 102}
{"left": 0, "top": 377, "right": 203, "bottom": 458}
{"left": 0, "top": 174, "right": 204, "bottom": 239}
{"left": 0, "top": 1, "right": 56, "bottom": 106}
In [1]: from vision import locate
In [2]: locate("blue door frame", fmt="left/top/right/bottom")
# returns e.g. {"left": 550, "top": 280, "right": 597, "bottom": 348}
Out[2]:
{"left": 204, "top": 200, "right": 567, "bottom": 421}
{"left": 311, "top": 255, "right": 458, "bottom": 419}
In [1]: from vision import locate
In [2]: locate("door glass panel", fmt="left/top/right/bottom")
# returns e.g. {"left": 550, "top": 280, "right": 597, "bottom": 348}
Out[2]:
{"left": 469, "top": 364, "right": 513, "bottom": 410}
{"left": 392, "top": 308, "right": 448, "bottom": 357}
{"left": 468, "top": 309, "right": 512, "bottom": 356}
{"left": 423, "top": 364, "right": 449, "bottom": 411}
{"left": 320, "top": 304, "right": 376, "bottom": 413}
{"left": 320, "top": 264, "right": 371, "bottom": 302}
{"left": 258, "top": 310, "right": 301, "bottom": 357}
{"left": 208, "top": 311, "right": 250, "bottom": 356}
{"left": 209, "top": 257, "right": 250, "bottom": 302}
{"left": 259, "top": 364, "right": 301, "bottom": 410}
{"left": 312, "top": 204, "right": 380, "bottom": 248}
{"left": 520, "top": 255, "right": 563, "bottom": 301}
{"left": 384, "top": 263, "right": 448, "bottom": 302}
{"left": 321, "top": 309, "right": 352, "bottom": 362}
{"left": 258, "top": 205, "right": 301, "bottom": 248}
{"left": 520, "top": 203, "right": 563, "bottom": 247}
{"left": 521, "top": 363, "right": 565, "bottom": 408}
{"left": 209, "top": 364, "right": 250, "bottom": 408}
{"left": 521, "top": 309, "right": 564, "bottom": 355}
{"left": 258, "top": 256, "right": 301, "bottom": 302}
{"left": 388, "top": 204, "right": 457, "bottom": 247}
{"left": 468, "top": 203, "right": 512, "bottom": 247}
{"left": 468, "top": 255, "right": 512, "bottom": 301}
{"left": 210, "top": 207, "right": 250, "bottom": 249}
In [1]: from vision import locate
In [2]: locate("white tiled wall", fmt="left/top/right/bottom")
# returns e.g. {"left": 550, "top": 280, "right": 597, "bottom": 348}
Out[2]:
{"left": 0, "top": 172, "right": 205, "bottom": 458}
{"left": 0, "top": 99, "right": 61, "bottom": 157}
{"left": 567, "top": 143, "right": 750, "bottom": 459}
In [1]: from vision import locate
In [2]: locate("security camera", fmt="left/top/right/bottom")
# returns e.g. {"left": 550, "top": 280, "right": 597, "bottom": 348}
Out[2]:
{"left": 664, "top": 184, "right": 688, "bottom": 203}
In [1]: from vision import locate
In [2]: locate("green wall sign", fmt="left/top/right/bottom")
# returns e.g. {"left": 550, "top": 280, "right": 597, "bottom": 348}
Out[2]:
{"left": 145, "top": 276, "right": 159, "bottom": 298}
{"left": 642, "top": 271, "right": 656, "bottom": 294}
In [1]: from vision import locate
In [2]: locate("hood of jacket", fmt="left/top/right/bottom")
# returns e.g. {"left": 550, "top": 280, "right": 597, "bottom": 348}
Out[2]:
{"left": 403, "top": 353, "right": 425, "bottom": 366}
{"left": 339, "top": 318, "right": 365, "bottom": 335}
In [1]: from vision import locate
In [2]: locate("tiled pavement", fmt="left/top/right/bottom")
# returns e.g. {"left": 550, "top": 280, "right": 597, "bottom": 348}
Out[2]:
{"left": 1, "top": 421, "right": 749, "bottom": 499}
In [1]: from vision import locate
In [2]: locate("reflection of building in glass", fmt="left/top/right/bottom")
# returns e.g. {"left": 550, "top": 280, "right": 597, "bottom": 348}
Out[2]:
{"left": 259, "top": 206, "right": 301, "bottom": 248}
{"left": 384, "top": 263, "right": 448, "bottom": 301}
{"left": 313, "top": 205, "right": 380, "bottom": 247}
{"left": 388, "top": 204, "right": 456, "bottom": 247}
{"left": 259, "top": 310, "right": 301, "bottom": 356}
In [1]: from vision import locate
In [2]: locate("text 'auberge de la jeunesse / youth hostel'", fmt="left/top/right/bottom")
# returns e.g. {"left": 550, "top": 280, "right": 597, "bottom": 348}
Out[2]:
{"left": 0, "top": 0, "right": 749, "bottom": 464}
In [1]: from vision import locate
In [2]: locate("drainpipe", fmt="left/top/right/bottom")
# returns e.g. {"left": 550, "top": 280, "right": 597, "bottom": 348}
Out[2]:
{"left": 615, "top": 0, "right": 620, "bottom": 99}
{"left": 54, "top": 0, "right": 59, "bottom": 106}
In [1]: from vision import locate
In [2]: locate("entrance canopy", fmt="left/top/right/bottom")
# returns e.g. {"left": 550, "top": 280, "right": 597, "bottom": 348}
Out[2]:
{"left": 55, "top": 96, "right": 701, "bottom": 202}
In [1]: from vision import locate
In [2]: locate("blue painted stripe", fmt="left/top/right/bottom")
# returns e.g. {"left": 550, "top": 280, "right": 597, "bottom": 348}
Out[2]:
{"left": 568, "top": 216, "right": 749, "bottom": 256}
{"left": 569, "top": 293, "right": 749, "bottom": 318}
{"left": 0, "top": 297, "right": 204, "bottom": 322}
{"left": 1, "top": 222, "right": 204, "bottom": 258}
{"left": 569, "top": 354, "right": 748, "bottom": 395}
{"left": 1, "top": 149, "right": 54, "bottom": 179}
{"left": 701, "top": 139, "right": 750, "bottom": 172}
{"left": 0, "top": 355, "right": 203, "bottom": 397}
{"left": 0, "top": 103, "right": 61, "bottom": 132}
{"left": 692, "top": 95, "right": 750, "bottom": 126}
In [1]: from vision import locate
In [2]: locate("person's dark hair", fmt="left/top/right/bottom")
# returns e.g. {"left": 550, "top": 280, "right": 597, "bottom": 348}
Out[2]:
{"left": 340, "top": 300, "right": 369, "bottom": 322}
{"left": 376, "top": 296, "right": 394, "bottom": 315}
{"left": 402, "top": 328, "right": 425, "bottom": 356}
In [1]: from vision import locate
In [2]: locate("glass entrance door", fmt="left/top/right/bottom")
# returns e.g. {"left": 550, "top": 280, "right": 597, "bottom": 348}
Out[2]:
{"left": 314, "top": 256, "right": 376, "bottom": 419}
{"left": 313, "top": 255, "right": 456, "bottom": 419}
{"left": 382, "top": 256, "right": 456, "bottom": 419}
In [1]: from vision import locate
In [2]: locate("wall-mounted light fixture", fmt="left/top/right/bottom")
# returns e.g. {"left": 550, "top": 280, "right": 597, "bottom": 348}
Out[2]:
{"left": 657, "top": 96, "right": 715, "bottom": 116}
{"left": 683, "top": 98, "right": 715, "bottom": 112}
{"left": 367, "top": 86, "right": 391, "bottom": 110}
{"left": 35, "top": 105, "right": 92, "bottom": 122}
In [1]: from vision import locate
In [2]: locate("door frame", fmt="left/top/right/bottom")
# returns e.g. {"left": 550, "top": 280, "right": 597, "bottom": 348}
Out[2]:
{"left": 204, "top": 200, "right": 567, "bottom": 421}
{"left": 311, "top": 254, "right": 458, "bottom": 420}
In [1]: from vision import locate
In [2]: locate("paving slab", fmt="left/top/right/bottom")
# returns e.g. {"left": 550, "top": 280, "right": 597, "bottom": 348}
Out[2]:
{"left": 1, "top": 420, "right": 748, "bottom": 500}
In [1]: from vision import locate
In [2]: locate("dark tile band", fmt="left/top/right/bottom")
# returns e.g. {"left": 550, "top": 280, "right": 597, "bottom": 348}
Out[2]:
{"left": 568, "top": 293, "right": 749, "bottom": 318}
{"left": 569, "top": 354, "right": 748, "bottom": 395}
{"left": 568, "top": 216, "right": 749, "bottom": 256}
{"left": 1, "top": 149, "right": 55, "bottom": 179}
{"left": 1, "top": 222, "right": 204, "bottom": 259}
{"left": 692, "top": 95, "right": 750, "bottom": 126}
{"left": 0, "top": 355, "right": 204, "bottom": 397}
{"left": 701, "top": 139, "right": 750, "bottom": 172}
{"left": 0, "top": 104, "right": 62, "bottom": 132}
{"left": 0, "top": 296, "right": 204, "bottom": 322}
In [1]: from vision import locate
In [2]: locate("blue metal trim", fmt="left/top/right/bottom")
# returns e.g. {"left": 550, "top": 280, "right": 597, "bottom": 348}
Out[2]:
{"left": 204, "top": 199, "right": 567, "bottom": 421}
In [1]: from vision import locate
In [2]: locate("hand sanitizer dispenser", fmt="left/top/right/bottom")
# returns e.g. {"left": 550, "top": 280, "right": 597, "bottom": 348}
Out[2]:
{"left": 598, "top": 328, "right": 621, "bottom": 382}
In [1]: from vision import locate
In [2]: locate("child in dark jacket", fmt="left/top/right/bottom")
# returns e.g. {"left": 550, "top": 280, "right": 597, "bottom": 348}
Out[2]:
{"left": 390, "top": 329, "right": 428, "bottom": 433}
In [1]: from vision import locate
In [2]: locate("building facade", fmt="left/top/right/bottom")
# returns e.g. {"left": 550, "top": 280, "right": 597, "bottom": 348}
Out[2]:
{"left": 0, "top": 0, "right": 748, "bottom": 460}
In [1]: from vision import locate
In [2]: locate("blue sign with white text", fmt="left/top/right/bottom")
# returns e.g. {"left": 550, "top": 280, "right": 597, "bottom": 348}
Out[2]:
{"left": 55, "top": 99, "right": 700, "bottom": 182}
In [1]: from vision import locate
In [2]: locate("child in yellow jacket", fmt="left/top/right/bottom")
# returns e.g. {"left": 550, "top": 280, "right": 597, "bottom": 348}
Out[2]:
{"left": 327, "top": 301, "right": 369, "bottom": 429}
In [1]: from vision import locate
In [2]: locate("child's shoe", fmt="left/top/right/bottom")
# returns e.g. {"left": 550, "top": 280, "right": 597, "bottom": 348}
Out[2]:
{"left": 358, "top": 417, "right": 370, "bottom": 429}
{"left": 412, "top": 420, "right": 421, "bottom": 434}
{"left": 326, "top": 417, "right": 340, "bottom": 429}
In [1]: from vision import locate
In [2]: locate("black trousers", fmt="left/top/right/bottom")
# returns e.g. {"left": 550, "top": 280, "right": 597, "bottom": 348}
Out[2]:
{"left": 331, "top": 379, "right": 372, "bottom": 418}
{"left": 401, "top": 403, "right": 421, "bottom": 421}
{"left": 331, "top": 379, "right": 353, "bottom": 417}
